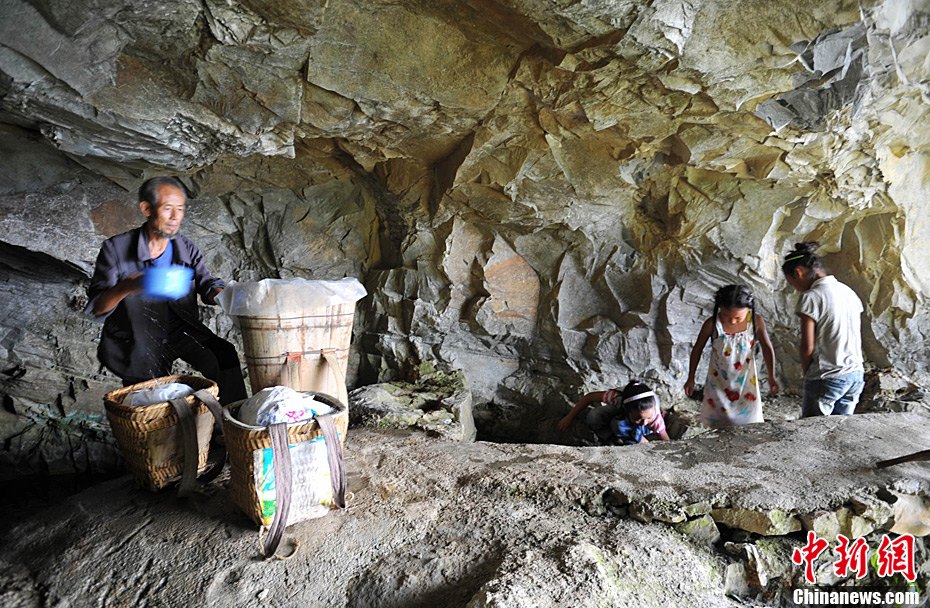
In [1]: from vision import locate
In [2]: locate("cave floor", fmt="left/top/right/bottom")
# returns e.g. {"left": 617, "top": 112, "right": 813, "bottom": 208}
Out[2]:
{"left": 1, "top": 413, "right": 929, "bottom": 607}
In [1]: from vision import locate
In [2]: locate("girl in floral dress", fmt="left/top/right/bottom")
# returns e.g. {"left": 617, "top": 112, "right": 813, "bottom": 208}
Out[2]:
{"left": 684, "top": 285, "right": 780, "bottom": 428}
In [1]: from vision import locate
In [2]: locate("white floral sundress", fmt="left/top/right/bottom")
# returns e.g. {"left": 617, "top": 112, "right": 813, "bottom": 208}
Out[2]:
{"left": 699, "top": 313, "right": 763, "bottom": 428}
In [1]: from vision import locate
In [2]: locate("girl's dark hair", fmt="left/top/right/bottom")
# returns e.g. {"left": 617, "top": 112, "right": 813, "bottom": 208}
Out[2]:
{"left": 712, "top": 284, "right": 757, "bottom": 349}
{"left": 781, "top": 241, "right": 823, "bottom": 277}
{"left": 621, "top": 379, "right": 657, "bottom": 413}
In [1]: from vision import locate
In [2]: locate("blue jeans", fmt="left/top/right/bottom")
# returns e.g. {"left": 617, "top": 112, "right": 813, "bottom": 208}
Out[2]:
{"left": 801, "top": 371, "right": 865, "bottom": 417}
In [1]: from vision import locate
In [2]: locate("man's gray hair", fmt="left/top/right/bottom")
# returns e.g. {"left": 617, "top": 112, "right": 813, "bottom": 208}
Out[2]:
{"left": 139, "top": 176, "right": 187, "bottom": 209}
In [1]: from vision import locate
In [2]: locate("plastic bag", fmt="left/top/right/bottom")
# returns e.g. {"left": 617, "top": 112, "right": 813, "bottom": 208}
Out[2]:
{"left": 216, "top": 277, "right": 367, "bottom": 318}
{"left": 126, "top": 382, "right": 194, "bottom": 406}
{"left": 255, "top": 435, "right": 336, "bottom": 525}
{"left": 237, "top": 386, "right": 334, "bottom": 426}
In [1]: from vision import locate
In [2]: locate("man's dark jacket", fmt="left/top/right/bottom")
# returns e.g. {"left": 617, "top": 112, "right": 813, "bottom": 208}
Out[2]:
{"left": 85, "top": 224, "right": 225, "bottom": 379}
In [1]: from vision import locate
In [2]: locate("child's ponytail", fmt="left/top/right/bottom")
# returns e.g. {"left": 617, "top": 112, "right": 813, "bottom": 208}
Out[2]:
{"left": 781, "top": 241, "right": 823, "bottom": 277}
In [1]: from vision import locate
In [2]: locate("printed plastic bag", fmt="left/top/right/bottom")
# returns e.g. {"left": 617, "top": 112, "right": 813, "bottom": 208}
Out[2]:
{"left": 237, "top": 386, "right": 334, "bottom": 426}
{"left": 254, "top": 435, "right": 336, "bottom": 525}
{"left": 126, "top": 382, "right": 194, "bottom": 406}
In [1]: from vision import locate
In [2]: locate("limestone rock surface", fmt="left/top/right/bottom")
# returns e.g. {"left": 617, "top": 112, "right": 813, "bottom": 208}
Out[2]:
{"left": 349, "top": 364, "right": 476, "bottom": 442}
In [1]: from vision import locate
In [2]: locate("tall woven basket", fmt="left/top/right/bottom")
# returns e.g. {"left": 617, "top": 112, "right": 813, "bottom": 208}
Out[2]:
{"left": 223, "top": 391, "right": 348, "bottom": 528}
{"left": 104, "top": 374, "right": 219, "bottom": 491}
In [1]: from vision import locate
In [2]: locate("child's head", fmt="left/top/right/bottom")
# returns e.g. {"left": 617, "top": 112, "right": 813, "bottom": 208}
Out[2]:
{"left": 713, "top": 284, "right": 754, "bottom": 325}
{"left": 781, "top": 242, "right": 824, "bottom": 291}
{"left": 621, "top": 380, "right": 658, "bottom": 425}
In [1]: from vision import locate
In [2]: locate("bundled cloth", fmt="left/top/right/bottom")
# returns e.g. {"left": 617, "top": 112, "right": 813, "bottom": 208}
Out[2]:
{"left": 237, "top": 386, "right": 333, "bottom": 426}
{"left": 126, "top": 382, "right": 194, "bottom": 407}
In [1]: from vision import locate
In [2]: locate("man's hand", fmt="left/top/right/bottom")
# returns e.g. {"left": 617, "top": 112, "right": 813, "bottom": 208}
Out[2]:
{"left": 207, "top": 287, "right": 223, "bottom": 305}
{"left": 93, "top": 272, "right": 143, "bottom": 316}
{"left": 556, "top": 415, "right": 574, "bottom": 433}
{"left": 125, "top": 273, "right": 144, "bottom": 292}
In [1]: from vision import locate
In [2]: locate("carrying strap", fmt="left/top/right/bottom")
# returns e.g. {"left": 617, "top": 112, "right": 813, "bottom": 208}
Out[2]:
{"left": 193, "top": 389, "right": 227, "bottom": 486}
{"left": 317, "top": 414, "right": 347, "bottom": 509}
{"left": 169, "top": 389, "right": 227, "bottom": 497}
{"left": 322, "top": 349, "right": 347, "bottom": 392}
{"left": 169, "top": 396, "right": 199, "bottom": 497}
{"left": 261, "top": 411, "right": 347, "bottom": 558}
{"left": 262, "top": 422, "right": 293, "bottom": 558}
{"left": 284, "top": 349, "right": 347, "bottom": 398}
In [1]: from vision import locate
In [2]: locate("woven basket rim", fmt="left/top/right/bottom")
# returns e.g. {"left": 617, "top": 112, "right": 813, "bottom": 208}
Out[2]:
{"left": 104, "top": 374, "right": 218, "bottom": 413}
{"left": 223, "top": 390, "right": 345, "bottom": 431}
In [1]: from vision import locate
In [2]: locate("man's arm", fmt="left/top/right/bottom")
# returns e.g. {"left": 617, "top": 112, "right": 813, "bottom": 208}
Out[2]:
{"left": 85, "top": 240, "right": 142, "bottom": 317}
{"left": 92, "top": 275, "right": 143, "bottom": 316}
{"left": 186, "top": 240, "right": 225, "bottom": 305}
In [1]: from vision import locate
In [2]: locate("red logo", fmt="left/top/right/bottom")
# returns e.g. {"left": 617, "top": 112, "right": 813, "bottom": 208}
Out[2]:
{"left": 833, "top": 535, "right": 869, "bottom": 579}
{"left": 792, "top": 531, "right": 829, "bottom": 584}
{"left": 792, "top": 532, "right": 916, "bottom": 584}
{"left": 875, "top": 534, "right": 916, "bottom": 581}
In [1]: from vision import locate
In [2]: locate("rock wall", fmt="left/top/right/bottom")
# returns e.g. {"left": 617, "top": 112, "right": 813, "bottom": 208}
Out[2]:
{"left": 2, "top": 0, "right": 930, "bottom": 465}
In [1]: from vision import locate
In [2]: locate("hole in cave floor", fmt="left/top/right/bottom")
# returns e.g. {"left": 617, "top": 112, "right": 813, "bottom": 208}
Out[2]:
{"left": 0, "top": 470, "right": 121, "bottom": 533}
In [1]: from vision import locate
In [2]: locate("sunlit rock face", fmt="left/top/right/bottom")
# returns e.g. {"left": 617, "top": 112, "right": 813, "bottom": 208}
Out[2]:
{"left": 1, "top": 0, "right": 930, "bottom": 463}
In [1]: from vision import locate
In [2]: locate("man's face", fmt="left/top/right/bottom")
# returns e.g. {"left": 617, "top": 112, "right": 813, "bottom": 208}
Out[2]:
{"left": 141, "top": 185, "right": 186, "bottom": 238}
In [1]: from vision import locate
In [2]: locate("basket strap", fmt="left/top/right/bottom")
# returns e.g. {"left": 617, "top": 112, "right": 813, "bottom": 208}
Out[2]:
{"left": 320, "top": 349, "right": 347, "bottom": 398}
{"left": 170, "top": 396, "right": 199, "bottom": 497}
{"left": 316, "top": 414, "right": 346, "bottom": 509}
{"left": 285, "top": 352, "right": 302, "bottom": 390}
{"left": 193, "top": 389, "right": 227, "bottom": 485}
{"left": 283, "top": 349, "right": 347, "bottom": 398}
{"left": 262, "top": 422, "right": 293, "bottom": 558}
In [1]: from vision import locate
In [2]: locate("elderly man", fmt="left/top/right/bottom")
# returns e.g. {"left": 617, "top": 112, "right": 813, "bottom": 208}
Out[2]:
{"left": 86, "top": 176, "right": 247, "bottom": 404}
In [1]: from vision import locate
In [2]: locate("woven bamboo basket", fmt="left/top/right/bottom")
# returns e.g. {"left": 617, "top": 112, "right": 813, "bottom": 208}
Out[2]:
{"left": 104, "top": 374, "right": 219, "bottom": 491}
{"left": 223, "top": 391, "right": 348, "bottom": 526}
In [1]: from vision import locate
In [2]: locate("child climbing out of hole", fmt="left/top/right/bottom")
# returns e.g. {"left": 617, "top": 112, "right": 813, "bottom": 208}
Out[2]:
{"left": 557, "top": 379, "right": 670, "bottom": 445}
{"left": 684, "top": 284, "right": 779, "bottom": 429}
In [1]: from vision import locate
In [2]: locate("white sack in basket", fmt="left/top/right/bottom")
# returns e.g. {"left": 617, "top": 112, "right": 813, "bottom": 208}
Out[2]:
{"left": 126, "top": 383, "right": 194, "bottom": 406}
{"left": 238, "top": 386, "right": 333, "bottom": 426}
